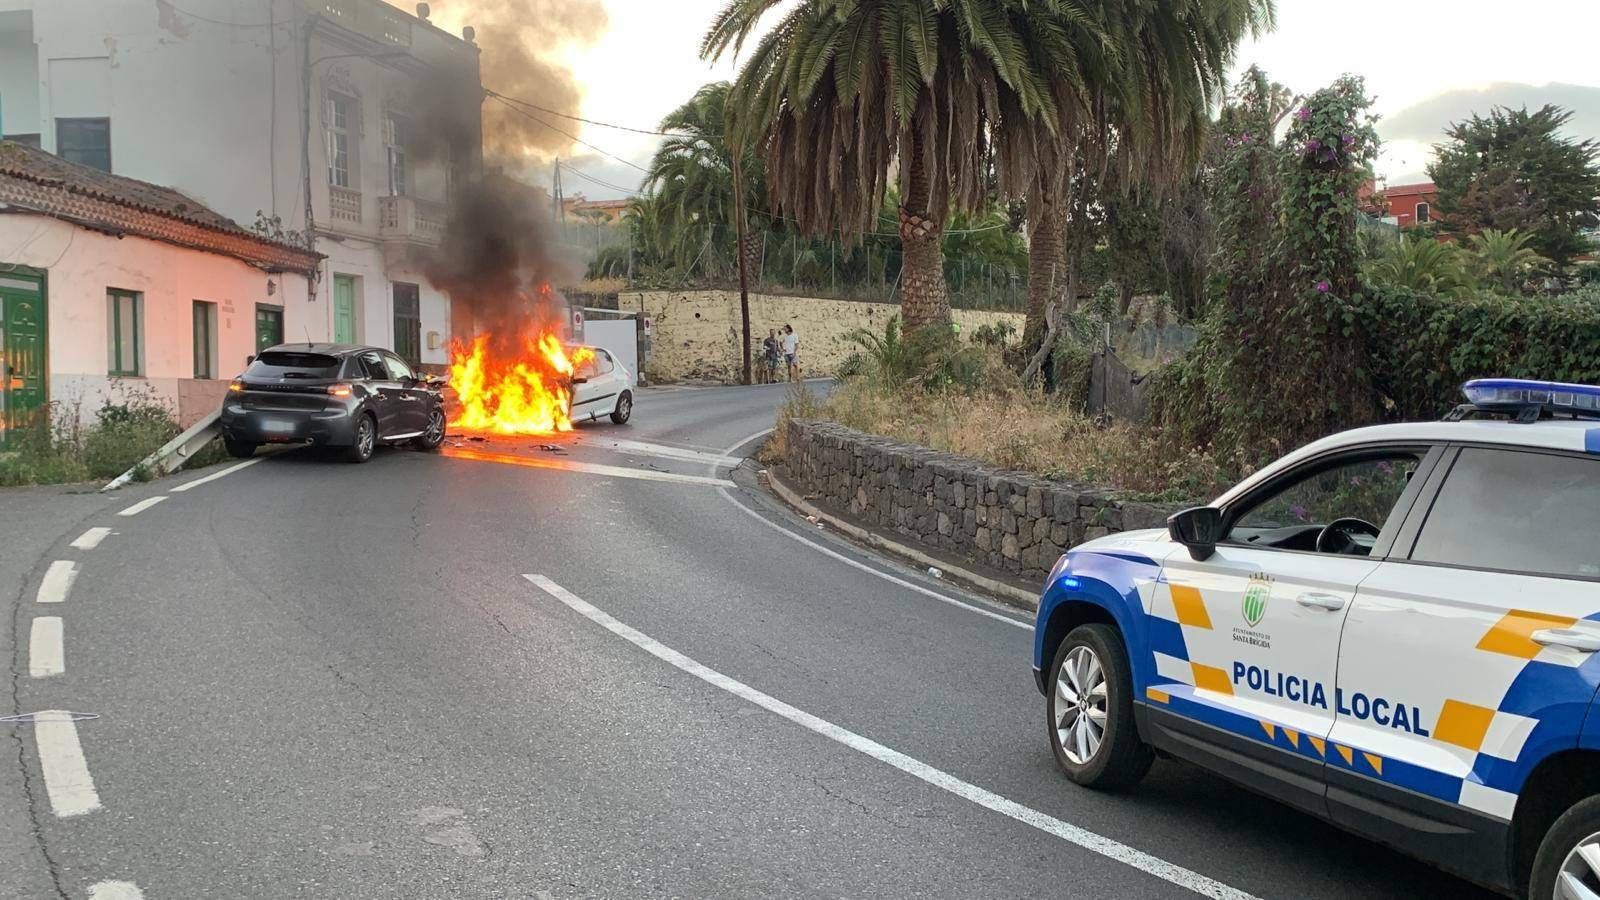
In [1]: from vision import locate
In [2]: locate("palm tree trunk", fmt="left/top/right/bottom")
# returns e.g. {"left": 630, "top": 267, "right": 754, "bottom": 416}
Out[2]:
{"left": 732, "top": 156, "right": 753, "bottom": 384}
{"left": 898, "top": 151, "right": 951, "bottom": 332}
{"left": 1023, "top": 200, "right": 1066, "bottom": 356}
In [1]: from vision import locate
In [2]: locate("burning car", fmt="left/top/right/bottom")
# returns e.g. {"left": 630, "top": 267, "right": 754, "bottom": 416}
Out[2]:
{"left": 447, "top": 334, "right": 632, "bottom": 433}
{"left": 221, "top": 344, "right": 447, "bottom": 463}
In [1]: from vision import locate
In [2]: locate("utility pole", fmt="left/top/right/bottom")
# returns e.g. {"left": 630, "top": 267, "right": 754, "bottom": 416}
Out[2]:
{"left": 552, "top": 158, "right": 565, "bottom": 239}
{"left": 732, "top": 153, "right": 753, "bottom": 385}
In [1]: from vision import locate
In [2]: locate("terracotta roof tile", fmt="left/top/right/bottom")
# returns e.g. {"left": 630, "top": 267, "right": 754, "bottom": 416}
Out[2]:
{"left": 0, "top": 141, "right": 322, "bottom": 272}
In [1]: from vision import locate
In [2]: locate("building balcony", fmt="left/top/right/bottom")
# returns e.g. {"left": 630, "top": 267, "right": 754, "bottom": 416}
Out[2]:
{"left": 378, "top": 195, "right": 446, "bottom": 246}
{"left": 329, "top": 185, "right": 363, "bottom": 225}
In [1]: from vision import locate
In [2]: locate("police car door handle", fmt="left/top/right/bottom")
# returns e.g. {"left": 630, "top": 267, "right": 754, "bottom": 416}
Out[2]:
{"left": 1295, "top": 592, "right": 1347, "bottom": 611}
{"left": 1531, "top": 629, "right": 1600, "bottom": 653}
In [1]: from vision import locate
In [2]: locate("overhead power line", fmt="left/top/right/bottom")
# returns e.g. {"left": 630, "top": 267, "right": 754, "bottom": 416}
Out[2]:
{"left": 489, "top": 94, "right": 650, "bottom": 174}
{"left": 559, "top": 162, "right": 641, "bottom": 196}
{"left": 489, "top": 90, "right": 680, "bottom": 138}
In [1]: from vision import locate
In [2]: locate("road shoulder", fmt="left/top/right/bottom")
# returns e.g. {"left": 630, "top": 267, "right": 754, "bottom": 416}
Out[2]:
{"left": 757, "top": 466, "right": 1040, "bottom": 611}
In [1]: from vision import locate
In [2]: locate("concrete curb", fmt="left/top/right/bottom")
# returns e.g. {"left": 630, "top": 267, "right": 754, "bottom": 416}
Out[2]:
{"left": 764, "top": 468, "right": 1040, "bottom": 613}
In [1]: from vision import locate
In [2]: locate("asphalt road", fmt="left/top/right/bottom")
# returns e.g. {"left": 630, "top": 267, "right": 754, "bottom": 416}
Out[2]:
{"left": 3, "top": 380, "right": 1498, "bottom": 899}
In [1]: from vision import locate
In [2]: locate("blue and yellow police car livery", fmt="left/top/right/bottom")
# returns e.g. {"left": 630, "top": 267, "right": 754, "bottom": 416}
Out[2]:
{"left": 1031, "top": 380, "right": 1600, "bottom": 898}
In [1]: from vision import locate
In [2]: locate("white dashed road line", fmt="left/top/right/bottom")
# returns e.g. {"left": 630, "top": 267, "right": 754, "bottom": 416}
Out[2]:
{"left": 171, "top": 457, "right": 262, "bottom": 493}
{"left": 32, "top": 710, "right": 102, "bottom": 817}
{"left": 117, "top": 496, "right": 167, "bottom": 517}
{"left": 29, "top": 617, "right": 64, "bottom": 678}
{"left": 70, "top": 527, "right": 113, "bottom": 550}
{"left": 522, "top": 574, "right": 1258, "bottom": 900}
{"left": 89, "top": 881, "right": 145, "bottom": 899}
{"left": 35, "top": 560, "right": 78, "bottom": 605}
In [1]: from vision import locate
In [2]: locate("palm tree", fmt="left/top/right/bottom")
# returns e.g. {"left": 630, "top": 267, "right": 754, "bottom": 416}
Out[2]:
{"left": 703, "top": 0, "right": 1091, "bottom": 332}
{"left": 642, "top": 82, "right": 764, "bottom": 280}
{"left": 1365, "top": 234, "right": 1475, "bottom": 297}
{"left": 1465, "top": 228, "right": 1549, "bottom": 293}
{"left": 1015, "top": 0, "right": 1274, "bottom": 362}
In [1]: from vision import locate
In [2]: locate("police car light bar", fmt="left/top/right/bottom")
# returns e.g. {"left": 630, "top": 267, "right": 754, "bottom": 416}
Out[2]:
{"left": 1462, "top": 378, "right": 1600, "bottom": 418}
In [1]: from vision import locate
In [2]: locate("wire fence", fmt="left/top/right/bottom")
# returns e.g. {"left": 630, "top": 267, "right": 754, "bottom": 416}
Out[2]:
{"left": 575, "top": 221, "right": 1030, "bottom": 312}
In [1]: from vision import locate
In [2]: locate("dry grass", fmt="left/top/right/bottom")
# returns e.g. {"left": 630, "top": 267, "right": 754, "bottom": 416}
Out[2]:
{"left": 788, "top": 376, "right": 1236, "bottom": 503}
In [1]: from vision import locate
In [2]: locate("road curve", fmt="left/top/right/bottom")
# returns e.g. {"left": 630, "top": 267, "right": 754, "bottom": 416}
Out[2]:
{"left": 3, "top": 381, "right": 1494, "bottom": 899}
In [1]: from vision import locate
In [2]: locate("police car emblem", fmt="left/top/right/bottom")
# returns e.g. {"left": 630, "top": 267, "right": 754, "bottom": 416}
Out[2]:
{"left": 1242, "top": 573, "right": 1272, "bottom": 627}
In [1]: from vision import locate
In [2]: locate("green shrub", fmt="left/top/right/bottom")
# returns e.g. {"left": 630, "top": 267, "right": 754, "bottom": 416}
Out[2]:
{"left": 841, "top": 316, "right": 992, "bottom": 393}
{"left": 1359, "top": 281, "right": 1600, "bottom": 421}
{"left": 0, "top": 389, "right": 183, "bottom": 486}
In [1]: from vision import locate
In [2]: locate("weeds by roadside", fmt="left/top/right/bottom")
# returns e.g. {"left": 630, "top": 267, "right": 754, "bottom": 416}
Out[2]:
{"left": 0, "top": 385, "right": 222, "bottom": 487}
{"left": 777, "top": 318, "right": 1241, "bottom": 503}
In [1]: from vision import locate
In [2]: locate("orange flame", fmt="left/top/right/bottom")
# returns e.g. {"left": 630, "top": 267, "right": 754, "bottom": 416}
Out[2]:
{"left": 448, "top": 331, "right": 595, "bottom": 435}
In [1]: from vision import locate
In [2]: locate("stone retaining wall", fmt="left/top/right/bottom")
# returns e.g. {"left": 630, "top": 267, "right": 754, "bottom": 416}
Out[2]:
{"left": 619, "top": 290, "right": 1025, "bottom": 384}
{"left": 783, "top": 419, "right": 1181, "bottom": 585}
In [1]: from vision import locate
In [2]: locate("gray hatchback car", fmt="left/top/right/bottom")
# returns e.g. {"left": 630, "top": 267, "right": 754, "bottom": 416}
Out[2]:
{"left": 220, "top": 344, "right": 447, "bottom": 463}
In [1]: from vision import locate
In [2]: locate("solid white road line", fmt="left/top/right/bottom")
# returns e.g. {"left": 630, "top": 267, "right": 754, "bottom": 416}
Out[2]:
{"left": 588, "top": 437, "right": 745, "bottom": 468}
{"left": 721, "top": 428, "right": 777, "bottom": 463}
{"left": 29, "top": 617, "right": 64, "bottom": 678}
{"left": 718, "top": 489, "right": 1028, "bottom": 631}
{"left": 88, "top": 881, "right": 145, "bottom": 900}
{"left": 35, "top": 561, "right": 78, "bottom": 605}
{"left": 171, "top": 457, "right": 262, "bottom": 493}
{"left": 117, "top": 496, "right": 167, "bottom": 517}
{"left": 32, "top": 709, "right": 101, "bottom": 817}
{"left": 710, "top": 429, "right": 1027, "bottom": 630}
{"left": 522, "top": 575, "right": 1258, "bottom": 900}
{"left": 70, "top": 527, "right": 113, "bottom": 550}
{"left": 445, "top": 447, "right": 735, "bottom": 487}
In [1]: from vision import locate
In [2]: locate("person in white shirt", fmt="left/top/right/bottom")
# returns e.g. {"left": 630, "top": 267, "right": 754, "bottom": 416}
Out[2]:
{"left": 781, "top": 325, "right": 800, "bottom": 382}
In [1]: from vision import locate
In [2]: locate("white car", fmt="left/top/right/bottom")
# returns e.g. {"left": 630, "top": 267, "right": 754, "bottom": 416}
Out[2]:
{"left": 1032, "top": 378, "right": 1600, "bottom": 897}
{"left": 569, "top": 345, "right": 633, "bottom": 425}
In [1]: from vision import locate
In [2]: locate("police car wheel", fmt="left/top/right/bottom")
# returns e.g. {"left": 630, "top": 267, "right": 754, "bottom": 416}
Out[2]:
{"left": 1529, "top": 795, "right": 1600, "bottom": 900}
{"left": 1048, "top": 624, "right": 1153, "bottom": 791}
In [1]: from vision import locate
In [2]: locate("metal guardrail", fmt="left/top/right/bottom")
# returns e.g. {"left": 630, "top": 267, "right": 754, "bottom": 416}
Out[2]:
{"left": 101, "top": 410, "right": 222, "bottom": 492}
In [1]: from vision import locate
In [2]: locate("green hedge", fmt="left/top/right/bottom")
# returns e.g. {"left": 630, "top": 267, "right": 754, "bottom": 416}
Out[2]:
{"left": 1361, "top": 283, "right": 1600, "bottom": 421}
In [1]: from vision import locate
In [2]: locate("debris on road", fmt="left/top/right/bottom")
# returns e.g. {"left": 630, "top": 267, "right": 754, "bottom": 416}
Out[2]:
{"left": 757, "top": 469, "right": 771, "bottom": 485}
{"left": 927, "top": 567, "right": 944, "bottom": 579}
{"left": 468, "top": 435, "right": 488, "bottom": 443}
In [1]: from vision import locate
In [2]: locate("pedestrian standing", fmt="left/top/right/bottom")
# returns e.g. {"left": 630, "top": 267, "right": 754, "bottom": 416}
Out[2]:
{"left": 760, "top": 329, "right": 780, "bottom": 384}
{"left": 781, "top": 324, "right": 800, "bottom": 382}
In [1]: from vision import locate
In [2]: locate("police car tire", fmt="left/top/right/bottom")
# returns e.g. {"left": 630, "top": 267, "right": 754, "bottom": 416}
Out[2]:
{"left": 1528, "top": 794, "right": 1600, "bottom": 900}
{"left": 1048, "top": 624, "right": 1154, "bottom": 791}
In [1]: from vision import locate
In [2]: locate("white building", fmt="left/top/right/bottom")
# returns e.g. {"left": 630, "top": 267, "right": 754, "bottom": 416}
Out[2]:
{"left": 0, "top": 0, "right": 481, "bottom": 375}
{"left": 0, "top": 140, "right": 321, "bottom": 439}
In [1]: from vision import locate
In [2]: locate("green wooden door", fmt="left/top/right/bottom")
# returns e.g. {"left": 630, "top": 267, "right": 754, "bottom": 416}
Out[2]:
{"left": 333, "top": 275, "right": 356, "bottom": 344}
{"left": 0, "top": 271, "right": 47, "bottom": 447}
{"left": 255, "top": 304, "right": 283, "bottom": 354}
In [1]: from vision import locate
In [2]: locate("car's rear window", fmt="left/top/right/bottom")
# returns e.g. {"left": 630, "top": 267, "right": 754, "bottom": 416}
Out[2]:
{"left": 247, "top": 352, "right": 341, "bottom": 379}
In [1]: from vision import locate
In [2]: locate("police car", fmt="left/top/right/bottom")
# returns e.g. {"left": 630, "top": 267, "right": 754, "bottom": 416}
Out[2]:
{"left": 1032, "top": 379, "right": 1600, "bottom": 897}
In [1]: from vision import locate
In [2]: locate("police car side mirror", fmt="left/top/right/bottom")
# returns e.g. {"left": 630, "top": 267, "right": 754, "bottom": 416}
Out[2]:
{"left": 1169, "top": 507, "right": 1221, "bottom": 561}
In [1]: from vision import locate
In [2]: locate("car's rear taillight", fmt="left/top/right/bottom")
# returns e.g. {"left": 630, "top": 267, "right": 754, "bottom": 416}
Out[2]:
{"left": 228, "top": 379, "right": 244, "bottom": 393}
{"left": 327, "top": 383, "right": 354, "bottom": 398}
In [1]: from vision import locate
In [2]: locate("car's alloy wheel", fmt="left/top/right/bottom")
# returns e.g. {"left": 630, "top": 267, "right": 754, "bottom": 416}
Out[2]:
{"left": 1055, "top": 645, "right": 1108, "bottom": 765}
{"left": 610, "top": 392, "right": 632, "bottom": 425}
{"left": 417, "top": 409, "right": 446, "bottom": 449}
{"left": 347, "top": 415, "right": 375, "bottom": 463}
{"left": 1046, "top": 624, "right": 1153, "bottom": 791}
{"left": 1555, "top": 830, "right": 1600, "bottom": 898}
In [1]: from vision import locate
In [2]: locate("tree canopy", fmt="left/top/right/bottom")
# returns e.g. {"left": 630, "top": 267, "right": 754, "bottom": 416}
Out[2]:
{"left": 1428, "top": 104, "right": 1600, "bottom": 266}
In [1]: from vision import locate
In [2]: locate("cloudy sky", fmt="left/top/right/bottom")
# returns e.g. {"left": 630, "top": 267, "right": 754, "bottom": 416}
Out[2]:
{"left": 528, "top": 0, "right": 1600, "bottom": 199}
